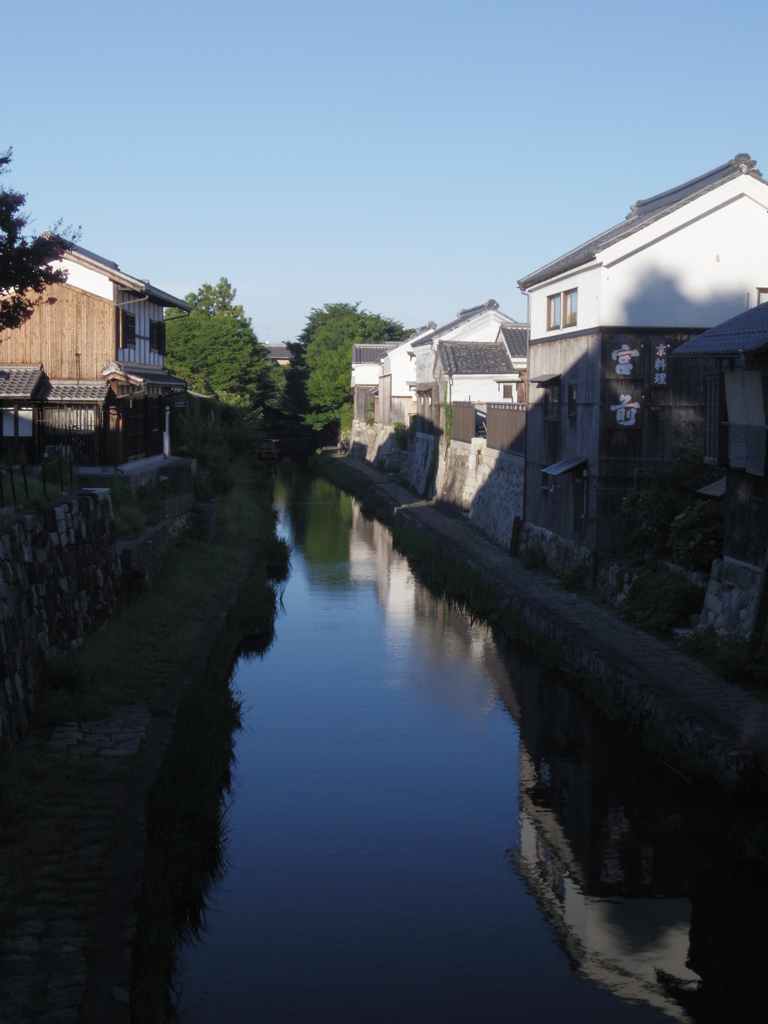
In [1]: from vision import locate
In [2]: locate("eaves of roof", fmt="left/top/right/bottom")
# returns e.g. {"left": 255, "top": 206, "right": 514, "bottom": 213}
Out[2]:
{"left": 518, "top": 154, "right": 765, "bottom": 291}
{"left": 66, "top": 244, "right": 191, "bottom": 311}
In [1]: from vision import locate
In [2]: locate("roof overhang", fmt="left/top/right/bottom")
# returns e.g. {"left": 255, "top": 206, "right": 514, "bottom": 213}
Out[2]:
{"left": 65, "top": 248, "right": 191, "bottom": 311}
{"left": 542, "top": 456, "right": 588, "bottom": 476}
{"left": 530, "top": 373, "right": 561, "bottom": 386}
{"left": 697, "top": 476, "right": 727, "bottom": 498}
{"left": 102, "top": 361, "right": 187, "bottom": 392}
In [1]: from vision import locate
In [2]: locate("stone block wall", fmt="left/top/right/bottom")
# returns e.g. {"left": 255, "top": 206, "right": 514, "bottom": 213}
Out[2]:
{"left": 700, "top": 557, "right": 762, "bottom": 638}
{"left": 436, "top": 440, "right": 524, "bottom": 549}
{"left": 0, "top": 490, "right": 121, "bottom": 746}
{"left": 519, "top": 522, "right": 593, "bottom": 574}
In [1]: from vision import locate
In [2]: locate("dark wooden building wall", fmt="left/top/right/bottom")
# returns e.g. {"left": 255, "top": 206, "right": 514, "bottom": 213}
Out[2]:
{"left": 524, "top": 333, "right": 602, "bottom": 553}
{"left": 0, "top": 282, "right": 116, "bottom": 380}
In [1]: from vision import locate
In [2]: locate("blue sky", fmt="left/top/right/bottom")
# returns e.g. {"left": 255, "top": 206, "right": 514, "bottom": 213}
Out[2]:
{"left": 4, "top": 0, "right": 766, "bottom": 340}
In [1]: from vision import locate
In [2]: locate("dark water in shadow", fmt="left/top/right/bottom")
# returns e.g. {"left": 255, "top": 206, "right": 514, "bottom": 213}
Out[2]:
{"left": 177, "top": 463, "right": 768, "bottom": 1023}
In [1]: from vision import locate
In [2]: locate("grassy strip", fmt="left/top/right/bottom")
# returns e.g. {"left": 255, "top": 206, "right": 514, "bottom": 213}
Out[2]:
{"left": 131, "top": 544, "right": 289, "bottom": 1022}
{"left": 310, "top": 456, "right": 559, "bottom": 667}
{"left": 38, "top": 464, "right": 275, "bottom": 725}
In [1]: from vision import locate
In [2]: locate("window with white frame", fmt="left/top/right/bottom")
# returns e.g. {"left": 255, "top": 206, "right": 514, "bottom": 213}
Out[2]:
{"left": 758, "top": 288, "right": 768, "bottom": 306}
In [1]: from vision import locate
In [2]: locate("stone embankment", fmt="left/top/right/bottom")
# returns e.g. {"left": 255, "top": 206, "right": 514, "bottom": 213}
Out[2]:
{"left": 348, "top": 420, "right": 524, "bottom": 551}
{"left": 0, "top": 490, "right": 120, "bottom": 748}
{"left": 330, "top": 455, "right": 768, "bottom": 795}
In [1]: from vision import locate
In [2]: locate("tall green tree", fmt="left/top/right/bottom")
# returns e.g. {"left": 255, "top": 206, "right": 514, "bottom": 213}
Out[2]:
{"left": 300, "top": 302, "right": 406, "bottom": 431}
{"left": 165, "top": 278, "right": 272, "bottom": 408}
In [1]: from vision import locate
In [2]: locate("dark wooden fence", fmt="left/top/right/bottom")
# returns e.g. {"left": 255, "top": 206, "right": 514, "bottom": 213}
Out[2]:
{"left": 486, "top": 403, "right": 526, "bottom": 454}
{"left": 451, "top": 402, "right": 475, "bottom": 442}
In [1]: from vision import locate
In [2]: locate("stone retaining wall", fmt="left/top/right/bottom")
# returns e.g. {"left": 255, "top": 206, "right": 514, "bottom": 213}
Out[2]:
{"left": 700, "top": 557, "right": 762, "bottom": 637}
{"left": 0, "top": 490, "right": 121, "bottom": 746}
{"left": 436, "top": 441, "right": 524, "bottom": 550}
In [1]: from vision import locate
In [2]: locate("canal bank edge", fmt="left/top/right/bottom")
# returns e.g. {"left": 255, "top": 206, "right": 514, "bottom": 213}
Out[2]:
{"left": 0, "top": 468, "right": 280, "bottom": 1024}
{"left": 316, "top": 454, "right": 768, "bottom": 796}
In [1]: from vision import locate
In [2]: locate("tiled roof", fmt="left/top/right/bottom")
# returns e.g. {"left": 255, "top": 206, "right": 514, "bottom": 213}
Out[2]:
{"left": 38, "top": 379, "right": 110, "bottom": 403}
{"left": 499, "top": 325, "right": 528, "bottom": 359}
{"left": 438, "top": 342, "right": 514, "bottom": 376}
{"left": 411, "top": 301, "right": 517, "bottom": 348}
{"left": 518, "top": 154, "right": 764, "bottom": 290}
{"left": 102, "top": 362, "right": 187, "bottom": 390}
{"left": 351, "top": 342, "right": 401, "bottom": 364}
{"left": 675, "top": 303, "right": 768, "bottom": 357}
{"left": 266, "top": 344, "right": 291, "bottom": 360}
{"left": 0, "top": 364, "right": 44, "bottom": 399}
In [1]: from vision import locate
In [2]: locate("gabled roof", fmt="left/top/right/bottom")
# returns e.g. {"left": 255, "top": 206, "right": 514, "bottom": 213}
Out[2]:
{"left": 0, "top": 364, "right": 44, "bottom": 399}
{"left": 351, "top": 342, "right": 401, "bottom": 364}
{"left": 102, "top": 362, "right": 187, "bottom": 390}
{"left": 411, "top": 300, "right": 519, "bottom": 348}
{"left": 38, "top": 379, "right": 111, "bottom": 403}
{"left": 498, "top": 324, "right": 528, "bottom": 359}
{"left": 518, "top": 154, "right": 764, "bottom": 291}
{"left": 675, "top": 302, "right": 768, "bottom": 357}
{"left": 438, "top": 342, "right": 514, "bottom": 376}
{"left": 60, "top": 239, "right": 191, "bottom": 311}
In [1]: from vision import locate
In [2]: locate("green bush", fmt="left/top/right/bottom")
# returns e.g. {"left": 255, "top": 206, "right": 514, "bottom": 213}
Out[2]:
{"left": 669, "top": 500, "right": 724, "bottom": 571}
{"left": 619, "top": 441, "right": 719, "bottom": 559}
{"left": 618, "top": 565, "right": 703, "bottom": 635}
{"left": 110, "top": 484, "right": 147, "bottom": 538}
{"left": 392, "top": 422, "right": 409, "bottom": 450}
{"left": 522, "top": 545, "right": 547, "bottom": 570}
{"left": 558, "top": 559, "right": 586, "bottom": 590}
{"left": 678, "top": 626, "right": 768, "bottom": 692}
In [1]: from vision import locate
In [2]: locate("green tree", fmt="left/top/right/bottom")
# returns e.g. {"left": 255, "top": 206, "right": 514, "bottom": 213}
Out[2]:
{"left": 0, "top": 148, "right": 78, "bottom": 331}
{"left": 165, "top": 278, "right": 272, "bottom": 408}
{"left": 300, "top": 302, "right": 406, "bottom": 432}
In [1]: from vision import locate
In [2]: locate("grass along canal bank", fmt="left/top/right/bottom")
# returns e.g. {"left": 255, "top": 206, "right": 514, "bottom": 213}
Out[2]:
{"left": 314, "top": 454, "right": 768, "bottom": 798}
{"left": 0, "top": 464, "right": 289, "bottom": 1024}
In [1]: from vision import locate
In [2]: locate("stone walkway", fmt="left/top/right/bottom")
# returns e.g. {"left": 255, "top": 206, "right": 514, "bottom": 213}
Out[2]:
{"left": 0, "top": 705, "right": 154, "bottom": 1024}
{"left": 336, "top": 455, "right": 768, "bottom": 791}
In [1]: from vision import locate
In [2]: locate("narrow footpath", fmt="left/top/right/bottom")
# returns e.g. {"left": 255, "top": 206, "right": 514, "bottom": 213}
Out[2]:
{"left": 331, "top": 454, "right": 768, "bottom": 794}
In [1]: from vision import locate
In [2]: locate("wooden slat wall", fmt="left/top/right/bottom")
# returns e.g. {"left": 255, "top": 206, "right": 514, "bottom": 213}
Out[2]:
{"left": 0, "top": 282, "right": 116, "bottom": 379}
{"left": 452, "top": 402, "right": 475, "bottom": 442}
{"left": 486, "top": 403, "right": 527, "bottom": 453}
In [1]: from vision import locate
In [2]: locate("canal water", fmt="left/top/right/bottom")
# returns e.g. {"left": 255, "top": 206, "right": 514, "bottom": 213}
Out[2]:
{"left": 177, "top": 465, "right": 768, "bottom": 1023}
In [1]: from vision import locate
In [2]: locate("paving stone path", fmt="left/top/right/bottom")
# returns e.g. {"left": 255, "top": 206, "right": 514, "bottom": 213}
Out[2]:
{"left": 336, "top": 455, "right": 768, "bottom": 788}
{"left": 0, "top": 705, "right": 153, "bottom": 1023}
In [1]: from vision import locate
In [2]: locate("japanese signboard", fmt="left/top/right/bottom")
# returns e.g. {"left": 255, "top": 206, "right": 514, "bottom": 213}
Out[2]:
{"left": 606, "top": 339, "right": 643, "bottom": 380}
{"left": 652, "top": 343, "right": 669, "bottom": 387}
{"left": 606, "top": 384, "right": 643, "bottom": 429}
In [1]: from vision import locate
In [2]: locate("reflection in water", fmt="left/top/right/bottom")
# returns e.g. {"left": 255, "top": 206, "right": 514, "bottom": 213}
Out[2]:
{"left": 179, "top": 464, "right": 768, "bottom": 1024}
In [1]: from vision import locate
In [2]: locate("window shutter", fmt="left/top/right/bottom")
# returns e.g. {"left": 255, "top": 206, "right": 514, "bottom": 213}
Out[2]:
{"left": 159, "top": 321, "right": 166, "bottom": 356}
{"left": 123, "top": 312, "right": 136, "bottom": 349}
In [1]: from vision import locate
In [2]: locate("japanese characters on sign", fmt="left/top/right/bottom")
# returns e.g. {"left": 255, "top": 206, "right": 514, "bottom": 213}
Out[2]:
{"left": 653, "top": 343, "right": 669, "bottom": 387}
{"left": 611, "top": 343, "right": 640, "bottom": 377}
{"left": 610, "top": 393, "right": 641, "bottom": 427}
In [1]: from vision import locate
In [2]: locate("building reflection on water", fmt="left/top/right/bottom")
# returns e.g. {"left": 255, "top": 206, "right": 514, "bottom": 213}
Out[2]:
{"left": 341, "top": 489, "right": 768, "bottom": 1024}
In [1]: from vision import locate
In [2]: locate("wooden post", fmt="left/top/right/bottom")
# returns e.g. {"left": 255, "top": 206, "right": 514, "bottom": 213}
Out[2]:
{"left": 9, "top": 466, "right": 16, "bottom": 504}
{"left": 21, "top": 462, "right": 29, "bottom": 501}
{"left": 0, "top": 469, "right": 4, "bottom": 507}
{"left": 42, "top": 458, "right": 47, "bottom": 498}
{"left": 58, "top": 456, "right": 64, "bottom": 492}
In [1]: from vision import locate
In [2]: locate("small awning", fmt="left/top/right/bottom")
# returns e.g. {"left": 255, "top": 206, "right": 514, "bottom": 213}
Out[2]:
{"left": 542, "top": 455, "right": 588, "bottom": 476}
{"left": 529, "top": 373, "right": 560, "bottom": 387}
{"left": 697, "top": 476, "right": 727, "bottom": 498}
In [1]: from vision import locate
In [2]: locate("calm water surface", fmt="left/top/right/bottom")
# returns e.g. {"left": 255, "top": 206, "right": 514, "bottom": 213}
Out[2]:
{"left": 178, "top": 465, "right": 768, "bottom": 1023}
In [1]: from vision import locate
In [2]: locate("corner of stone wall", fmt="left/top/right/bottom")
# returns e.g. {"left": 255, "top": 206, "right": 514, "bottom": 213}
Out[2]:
{"left": 518, "top": 522, "right": 592, "bottom": 574}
